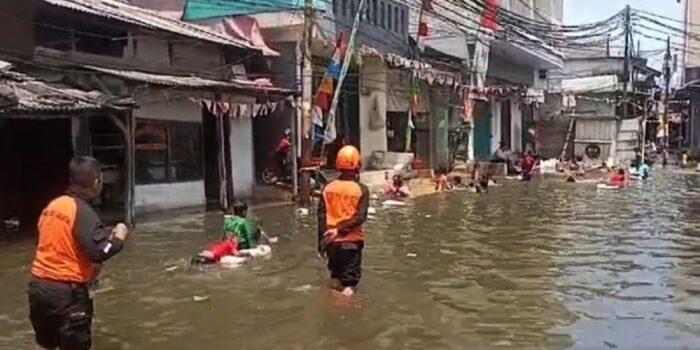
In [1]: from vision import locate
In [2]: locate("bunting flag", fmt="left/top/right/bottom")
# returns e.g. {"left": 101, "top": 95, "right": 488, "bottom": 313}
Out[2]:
{"left": 314, "top": 33, "right": 346, "bottom": 113}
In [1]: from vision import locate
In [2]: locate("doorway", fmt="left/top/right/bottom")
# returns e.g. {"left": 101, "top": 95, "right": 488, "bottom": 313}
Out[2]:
{"left": 500, "top": 99, "right": 512, "bottom": 149}
{"left": 202, "top": 110, "right": 223, "bottom": 209}
{"left": 473, "top": 101, "right": 492, "bottom": 159}
{"left": 0, "top": 118, "right": 72, "bottom": 226}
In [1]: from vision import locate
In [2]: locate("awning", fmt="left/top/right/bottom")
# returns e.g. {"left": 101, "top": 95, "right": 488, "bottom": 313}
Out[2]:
{"left": 85, "top": 65, "right": 294, "bottom": 96}
{"left": 0, "top": 60, "right": 126, "bottom": 117}
{"left": 42, "top": 0, "right": 259, "bottom": 51}
{"left": 126, "top": 0, "right": 278, "bottom": 56}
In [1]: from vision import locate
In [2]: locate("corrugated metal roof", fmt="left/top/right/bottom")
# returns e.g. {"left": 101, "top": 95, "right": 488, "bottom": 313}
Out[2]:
{"left": 43, "top": 0, "right": 259, "bottom": 51}
{"left": 85, "top": 65, "right": 292, "bottom": 94}
{"left": 0, "top": 62, "right": 116, "bottom": 115}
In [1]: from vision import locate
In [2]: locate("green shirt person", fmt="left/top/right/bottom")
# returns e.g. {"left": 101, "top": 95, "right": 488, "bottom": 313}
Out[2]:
{"left": 223, "top": 201, "right": 277, "bottom": 250}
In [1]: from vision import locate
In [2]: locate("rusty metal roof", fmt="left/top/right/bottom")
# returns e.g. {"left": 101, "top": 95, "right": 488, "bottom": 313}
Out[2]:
{"left": 86, "top": 65, "right": 293, "bottom": 95}
{"left": 0, "top": 60, "right": 118, "bottom": 116}
{"left": 43, "top": 0, "right": 259, "bottom": 51}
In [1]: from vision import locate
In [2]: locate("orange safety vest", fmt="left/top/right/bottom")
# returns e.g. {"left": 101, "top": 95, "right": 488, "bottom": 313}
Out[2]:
{"left": 31, "top": 196, "right": 94, "bottom": 283}
{"left": 322, "top": 180, "right": 364, "bottom": 243}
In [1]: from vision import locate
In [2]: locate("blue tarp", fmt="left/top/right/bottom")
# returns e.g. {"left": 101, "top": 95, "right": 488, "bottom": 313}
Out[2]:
{"left": 183, "top": 0, "right": 307, "bottom": 20}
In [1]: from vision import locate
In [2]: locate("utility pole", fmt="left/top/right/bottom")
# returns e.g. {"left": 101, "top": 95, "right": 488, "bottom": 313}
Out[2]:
{"left": 622, "top": 5, "right": 631, "bottom": 120}
{"left": 662, "top": 35, "right": 672, "bottom": 166}
{"left": 299, "top": 0, "right": 314, "bottom": 203}
{"left": 327, "top": 0, "right": 367, "bottom": 135}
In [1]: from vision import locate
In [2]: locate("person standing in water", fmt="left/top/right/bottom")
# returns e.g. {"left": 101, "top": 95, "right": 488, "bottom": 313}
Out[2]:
{"left": 317, "top": 145, "right": 369, "bottom": 296}
{"left": 28, "top": 156, "right": 128, "bottom": 350}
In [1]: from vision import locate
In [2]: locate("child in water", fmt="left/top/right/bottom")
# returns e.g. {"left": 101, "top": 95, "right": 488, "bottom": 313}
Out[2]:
{"left": 434, "top": 166, "right": 449, "bottom": 191}
{"left": 383, "top": 174, "right": 413, "bottom": 199}
{"left": 191, "top": 201, "right": 277, "bottom": 265}
{"left": 223, "top": 201, "right": 277, "bottom": 251}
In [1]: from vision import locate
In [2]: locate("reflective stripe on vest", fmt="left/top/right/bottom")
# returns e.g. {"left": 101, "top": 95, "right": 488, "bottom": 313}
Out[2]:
{"left": 322, "top": 180, "right": 364, "bottom": 242}
{"left": 31, "top": 196, "right": 94, "bottom": 283}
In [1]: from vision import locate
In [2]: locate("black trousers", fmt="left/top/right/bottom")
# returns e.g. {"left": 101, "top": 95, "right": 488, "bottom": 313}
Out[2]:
{"left": 326, "top": 242, "right": 364, "bottom": 287}
{"left": 28, "top": 278, "right": 93, "bottom": 350}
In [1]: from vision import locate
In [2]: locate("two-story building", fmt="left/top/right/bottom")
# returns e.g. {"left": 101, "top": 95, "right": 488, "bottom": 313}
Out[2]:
{"left": 0, "top": 0, "right": 292, "bottom": 222}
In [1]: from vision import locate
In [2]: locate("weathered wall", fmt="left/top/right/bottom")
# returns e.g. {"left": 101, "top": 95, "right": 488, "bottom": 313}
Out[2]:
{"left": 0, "top": 0, "right": 36, "bottom": 57}
{"left": 359, "top": 57, "right": 388, "bottom": 165}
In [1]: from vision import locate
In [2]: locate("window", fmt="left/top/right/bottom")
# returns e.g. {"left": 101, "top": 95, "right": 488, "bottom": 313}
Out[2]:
{"left": 372, "top": 0, "right": 378, "bottom": 25}
{"left": 135, "top": 119, "right": 203, "bottom": 184}
{"left": 387, "top": 4, "right": 393, "bottom": 31}
{"left": 394, "top": 6, "right": 399, "bottom": 33}
{"left": 35, "top": 9, "right": 127, "bottom": 57}
{"left": 380, "top": 2, "right": 385, "bottom": 28}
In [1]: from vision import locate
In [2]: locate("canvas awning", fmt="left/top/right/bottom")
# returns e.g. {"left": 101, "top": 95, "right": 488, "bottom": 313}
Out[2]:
{"left": 561, "top": 75, "right": 620, "bottom": 94}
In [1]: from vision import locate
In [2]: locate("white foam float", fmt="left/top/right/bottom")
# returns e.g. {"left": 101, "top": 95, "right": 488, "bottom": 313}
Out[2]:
{"left": 596, "top": 183, "right": 621, "bottom": 190}
{"left": 383, "top": 199, "right": 406, "bottom": 206}
{"left": 368, "top": 207, "right": 377, "bottom": 214}
{"left": 219, "top": 245, "right": 272, "bottom": 268}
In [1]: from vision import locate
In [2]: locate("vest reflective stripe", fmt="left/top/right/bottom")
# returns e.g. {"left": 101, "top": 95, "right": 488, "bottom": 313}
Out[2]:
{"left": 322, "top": 180, "right": 364, "bottom": 242}
{"left": 31, "top": 196, "right": 94, "bottom": 283}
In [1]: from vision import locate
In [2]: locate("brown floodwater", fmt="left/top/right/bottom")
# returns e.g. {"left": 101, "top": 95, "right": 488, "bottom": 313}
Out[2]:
{"left": 2, "top": 171, "right": 700, "bottom": 349}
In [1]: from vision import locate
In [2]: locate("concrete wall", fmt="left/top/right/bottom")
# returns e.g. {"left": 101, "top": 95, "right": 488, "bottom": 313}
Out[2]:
{"left": 686, "top": 0, "right": 700, "bottom": 68}
{"left": 511, "top": 102, "right": 523, "bottom": 153}
{"left": 230, "top": 117, "right": 255, "bottom": 198}
{"left": 134, "top": 181, "right": 206, "bottom": 213}
{"left": 359, "top": 57, "right": 388, "bottom": 165}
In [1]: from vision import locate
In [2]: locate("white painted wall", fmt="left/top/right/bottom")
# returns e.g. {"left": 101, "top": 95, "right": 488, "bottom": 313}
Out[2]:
{"left": 230, "top": 117, "right": 254, "bottom": 198}
{"left": 491, "top": 99, "right": 501, "bottom": 153}
{"left": 511, "top": 101, "right": 523, "bottom": 153}
{"left": 360, "top": 58, "right": 388, "bottom": 165}
{"left": 134, "top": 181, "right": 205, "bottom": 213}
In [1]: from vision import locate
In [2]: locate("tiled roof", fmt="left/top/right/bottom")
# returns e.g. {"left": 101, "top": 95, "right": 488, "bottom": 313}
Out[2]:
{"left": 43, "top": 0, "right": 259, "bottom": 51}
{"left": 85, "top": 65, "right": 293, "bottom": 95}
{"left": 0, "top": 60, "right": 116, "bottom": 115}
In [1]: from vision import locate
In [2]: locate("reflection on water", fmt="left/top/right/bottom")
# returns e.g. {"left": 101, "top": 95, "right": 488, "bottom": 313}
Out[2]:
{"left": 2, "top": 172, "right": 700, "bottom": 349}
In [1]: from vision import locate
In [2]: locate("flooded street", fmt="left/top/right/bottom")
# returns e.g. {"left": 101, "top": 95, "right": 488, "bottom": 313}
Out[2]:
{"left": 2, "top": 172, "right": 700, "bottom": 349}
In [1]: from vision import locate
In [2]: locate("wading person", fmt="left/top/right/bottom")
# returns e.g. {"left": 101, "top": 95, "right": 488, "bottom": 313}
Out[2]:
{"left": 28, "top": 156, "right": 128, "bottom": 350}
{"left": 317, "top": 145, "right": 369, "bottom": 296}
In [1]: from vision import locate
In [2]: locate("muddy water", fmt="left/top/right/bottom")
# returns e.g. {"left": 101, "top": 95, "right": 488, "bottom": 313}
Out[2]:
{"left": 2, "top": 172, "right": 700, "bottom": 349}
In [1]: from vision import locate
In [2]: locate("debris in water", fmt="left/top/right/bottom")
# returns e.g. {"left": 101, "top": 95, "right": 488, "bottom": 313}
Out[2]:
{"left": 164, "top": 266, "right": 179, "bottom": 272}
{"left": 603, "top": 341, "right": 618, "bottom": 348}
{"left": 193, "top": 295, "right": 210, "bottom": 302}
{"left": 425, "top": 214, "right": 432, "bottom": 218}
{"left": 296, "top": 208, "right": 309, "bottom": 216}
{"left": 406, "top": 253, "right": 418, "bottom": 257}
{"left": 370, "top": 194, "right": 379, "bottom": 200}
{"left": 439, "top": 249, "right": 457, "bottom": 255}
{"left": 288, "top": 284, "right": 314, "bottom": 293}
{"left": 368, "top": 207, "right": 377, "bottom": 214}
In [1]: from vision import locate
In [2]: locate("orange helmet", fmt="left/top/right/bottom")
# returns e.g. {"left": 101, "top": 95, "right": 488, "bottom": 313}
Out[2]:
{"left": 335, "top": 145, "right": 361, "bottom": 170}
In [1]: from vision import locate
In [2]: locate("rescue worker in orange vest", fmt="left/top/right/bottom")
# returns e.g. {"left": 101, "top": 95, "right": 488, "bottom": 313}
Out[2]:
{"left": 28, "top": 156, "right": 128, "bottom": 350}
{"left": 317, "top": 145, "right": 370, "bottom": 296}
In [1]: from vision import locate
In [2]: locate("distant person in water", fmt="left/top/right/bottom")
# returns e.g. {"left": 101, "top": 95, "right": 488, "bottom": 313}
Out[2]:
{"left": 383, "top": 174, "right": 412, "bottom": 199}
{"left": 434, "top": 166, "right": 449, "bottom": 191}
{"left": 520, "top": 151, "right": 537, "bottom": 181}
